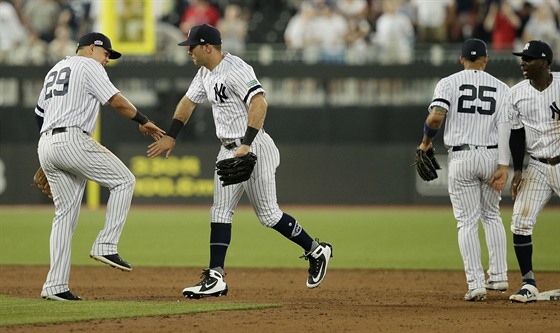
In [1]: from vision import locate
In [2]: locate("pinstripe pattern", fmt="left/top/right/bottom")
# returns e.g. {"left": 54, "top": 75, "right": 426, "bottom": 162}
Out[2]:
{"left": 35, "top": 56, "right": 119, "bottom": 135}
{"left": 36, "top": 56, "right": 133, "bottom": 297}
{"left": 509, "top": 72, "right": 560, "bottom": 235}
{"left": 187, "top": 53, "right": 264, "bottom": 140}
{"left": 431, "top": 69, "right": 510, "bottom": 290}
{"left": 186, "top": 53, "right": 284, "bottom": 226}
{"left": 211, "top": 130, "right": 283, "bottom": 226}
{"left": 430, "top": 70, "right": 510, "bottom": 147}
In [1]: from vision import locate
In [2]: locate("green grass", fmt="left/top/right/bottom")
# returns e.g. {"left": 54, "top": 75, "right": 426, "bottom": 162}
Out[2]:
{"left": 1, "top": 205, "right": 559, "bottom": 271}
{"left": 0, "top": 295, "right": 277, "bottom": 326}
{"left": 0, "top": 205, "right": 558, "bottom": 326}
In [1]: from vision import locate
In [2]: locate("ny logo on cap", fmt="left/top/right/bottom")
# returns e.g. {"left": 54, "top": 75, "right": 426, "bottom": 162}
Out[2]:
{"left": 523, "top": 42, "right": 530, "bottom": 50}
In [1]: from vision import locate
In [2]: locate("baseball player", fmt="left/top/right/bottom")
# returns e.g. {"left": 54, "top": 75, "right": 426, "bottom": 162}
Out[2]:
{"left": 508, "top": 40, "right": 560, "bottom": 303}
{"left": 35, "top": 32, "right": 165, "bottom": 301}
{"left": 416, "top": 39, "right": 511, "bottom": 301}
{"left": 147, "top": 24, "right": 333, "bottom": 299}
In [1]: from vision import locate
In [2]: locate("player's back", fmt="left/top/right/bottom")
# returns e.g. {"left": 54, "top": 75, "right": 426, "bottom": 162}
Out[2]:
{"left": 433, "top": 69, "right": 510, "bottom": 147}
{"left": 38, "top": 56, "right": 116, "bottom": 133}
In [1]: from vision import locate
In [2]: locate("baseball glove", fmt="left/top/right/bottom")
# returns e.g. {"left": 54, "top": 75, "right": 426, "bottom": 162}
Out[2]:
{"left": 32, "top": 166, "right": 52, "bottom": 199}
{"left": 414, "top": 147, "right": 441, "bottom": 182}
{"left": 216, "top": 152, "right": 257, "bottom": 186}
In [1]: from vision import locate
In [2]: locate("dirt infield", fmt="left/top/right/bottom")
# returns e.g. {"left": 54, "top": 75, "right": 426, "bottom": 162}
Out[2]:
{"left": 0, "top": 266, "right": 559, "bottom": 333}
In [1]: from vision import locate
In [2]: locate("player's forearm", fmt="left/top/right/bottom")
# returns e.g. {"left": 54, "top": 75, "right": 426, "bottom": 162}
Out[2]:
{"left": 109, "top": 93, "right": 138, "bottom": 118}
{"left": 166, "top": 95, "right": 196, "bottom": 139}
{"left": 172, "top": 95, "right": 196, "bottom": 124}
{"left": 247, "top": 94, "right": 267, "bottom": 130}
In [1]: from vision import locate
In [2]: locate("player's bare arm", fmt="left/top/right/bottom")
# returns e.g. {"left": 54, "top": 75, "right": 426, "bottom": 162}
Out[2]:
{"left": 235, "top": 93, "right": 267, "bottom": 157}
{"left": 147, "top": 95, "right": 196, "bottom": 158}
{"left": 418, "top": 106, "right": 447, "bottom": 151}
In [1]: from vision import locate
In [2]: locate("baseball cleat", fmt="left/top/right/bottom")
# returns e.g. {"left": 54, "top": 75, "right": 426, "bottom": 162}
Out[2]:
{"left": 182, "top": 269, "right": 228, "bottom": 299}
{"left": 510, "top": 284, "right": 538, "bottom": 303}
{"left": 464, "top": 287, "right": 487, "bottom": 301}
{"left": 485, "top": 280, "right": 508, "bottom": 292}
{"left": 42, "top": 290, "right": 82, "bottom": 301}
{"left": 302, "top": 240, "right": 333, "bottom": 289}
{"left": 90, "top": 253, "right": 132, "bottom": 272}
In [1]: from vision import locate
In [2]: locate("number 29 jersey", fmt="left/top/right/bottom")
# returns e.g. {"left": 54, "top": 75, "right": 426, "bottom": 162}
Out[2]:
{"left": 35, "top": 56, "right": 119, "bottom": 135}
{"left": 428, "top": 69, "right": 510, "bottom": 147}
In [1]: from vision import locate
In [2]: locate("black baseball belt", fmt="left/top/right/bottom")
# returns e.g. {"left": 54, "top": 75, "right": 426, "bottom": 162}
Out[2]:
{"left": 45, "top": 127, "right": 88, "bottom": 135}
{"left": 531, "top": 155, "right": 560, "bottom": 166}
{"left": 451, "top": 144, "right": 498, "bottom": 151}
{"left": 221, "top": 138, "right": 243, "bottom": 150}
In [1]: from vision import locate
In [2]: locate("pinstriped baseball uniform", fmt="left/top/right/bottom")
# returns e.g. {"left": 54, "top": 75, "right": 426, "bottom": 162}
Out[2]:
{"left": 430, "top": 69, "right": 510, "bottom": 290}
{"left": 36, "top": 56, "right": 135, "bottom": 296}
{"left": 509, "top": 72, "right": 560, "bottom": 235}
{"left": 187, "top": 53, "right": 283, "bottom": 226}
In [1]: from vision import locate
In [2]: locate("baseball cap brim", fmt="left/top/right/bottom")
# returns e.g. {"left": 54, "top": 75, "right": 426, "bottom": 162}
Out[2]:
{"left": 177, "top": 40, "right": 198, "bottom": 46}
{"left": 108, "top": 49, "right": 121, "bottom": 59}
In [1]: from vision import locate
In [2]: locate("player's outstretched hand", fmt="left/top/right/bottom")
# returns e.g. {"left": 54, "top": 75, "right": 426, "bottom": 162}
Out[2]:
{"left": 140, "top": 122, "right": 165, "bottom": 141}
{"left": 490, "top": 165, "right": 508, "bottom": 192}
{"left": 510, "top": 170, "right": 523, "bottom": 201}
{"left": 147, "top": 135, "right": 176, "bottom": 158}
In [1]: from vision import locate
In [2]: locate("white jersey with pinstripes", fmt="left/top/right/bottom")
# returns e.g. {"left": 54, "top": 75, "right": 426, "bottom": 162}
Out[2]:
{"left": 429, "top": 69, "right": 510, "bottom": 147}
{"left": 186, "top": 53, "right": 265, "bottom": 140}
{"left": 509, "top": 72, "right": 560, "bottom": 159}
{"left": 35, "top": 55, "right": 135, "bottom": 297}
{"left": 185, "top": 52, "right": 283, "bottom": 228}
{"left": 429, "top": 68, "right": 510, "bottom": 291}
{"left": 509, "top": 72, "right": 560, "bottom": 236}
{"left": 35, "top": 56, "right": 119, "bottom": 135}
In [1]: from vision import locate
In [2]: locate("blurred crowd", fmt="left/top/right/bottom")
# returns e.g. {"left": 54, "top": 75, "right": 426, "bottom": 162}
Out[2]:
{"left": 0, "top": 0, "right": 559, "bottom": 66}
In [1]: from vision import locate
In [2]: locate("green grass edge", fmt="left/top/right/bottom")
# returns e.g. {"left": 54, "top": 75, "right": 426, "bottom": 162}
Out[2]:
{"left": 0, "top": 295, "right": 280, "bottom": 326}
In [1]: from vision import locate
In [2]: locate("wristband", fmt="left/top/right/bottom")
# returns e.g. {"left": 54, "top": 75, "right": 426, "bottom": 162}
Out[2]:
{"left": 167, "top": 119, "right": 184, "bottom": 139}
{"left": 241, "top": 126, "right": 259, "bottom": 146}
{"left": 423, "top": 123, "right": 439, "bottom": 138}
{"left": 132, "top": 111, "right": 149, "bottom": 125}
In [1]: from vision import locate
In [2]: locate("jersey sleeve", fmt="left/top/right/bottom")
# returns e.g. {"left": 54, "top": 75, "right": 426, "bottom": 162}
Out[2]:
{"left": 83, "top": 60, "right": 119, "bottom": 105}
{"left": 228, "top": 63, "right": 265, "bottom": 107}
{"left": 507, "top": 88, "right": 523, "bottom": 130}
{"left": 495, "top": 84, "right": 510, "bottom": 125}
{"left": 186, "top": 69, "right": 207, "bottom": 103}
{"left": 428, "top": 77, "right": 451, "bottom": 112}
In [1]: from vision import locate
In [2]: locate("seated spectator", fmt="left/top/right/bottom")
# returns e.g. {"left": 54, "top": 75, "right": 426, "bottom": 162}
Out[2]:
{"left": 483, "top": 0, "right": 521, "bottom": 50}
{"left": 521, "top": 1, "right": 559, "bottom": 46}
{"left": 217, "top": 4, "right": 248, "bottom": 55}
{"left": 0, "top": 0, "right": 27, "bottom": 64}
{"left": 21, "top": 0, "right": 60, "bottom": 43}
{"left": 344, "top": 16, "right": 371, "bottom": 65}
{"left": 373, "top": 0, "right": 414, "bottom": 64}
{"left": 179, "top": 0, "right": 220, "bottom": 36}
{"left": 284, "top": 1, "right": 320, "bottom": 62}
{"left": 310, "top": 0, "right": 348, "bottom": 64}
{"left": 48, "top": 25, "right": 77, "bottom": 64}
{"left": 411, "top": 0, "right": 453, "bottom": 44}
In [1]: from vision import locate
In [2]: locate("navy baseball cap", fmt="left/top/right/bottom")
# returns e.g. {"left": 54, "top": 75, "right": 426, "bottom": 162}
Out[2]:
{"left": 178, "top": 24, "right": 222, "bottom": 46}
{"left": 461, "top": 38, "right": 487, "bottom": 61}
{"left": 76, "top": 32, "right": 121, "bottom": 59}
{"left": 513, "top": 40, "right": 553, "bottom": 64}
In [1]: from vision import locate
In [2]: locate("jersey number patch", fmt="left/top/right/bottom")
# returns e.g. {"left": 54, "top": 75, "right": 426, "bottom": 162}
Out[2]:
{"left": 45, "top": 67, "right": 72, "bottom": 100}
{"left": 457, "top": 84, "right": 496, "bottom": 115}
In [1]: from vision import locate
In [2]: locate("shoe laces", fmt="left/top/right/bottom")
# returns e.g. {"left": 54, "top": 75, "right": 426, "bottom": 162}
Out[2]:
{"left": 300, "top": 249, "right": 321, "bottom": 276}
{"left": 195, "top": 269, "right": 213, "bottom": 286}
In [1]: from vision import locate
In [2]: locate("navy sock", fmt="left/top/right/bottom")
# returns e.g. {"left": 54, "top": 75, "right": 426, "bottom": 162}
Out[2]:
{"left": 209, "top": 223, "right": 231, "bottom": 270}
{"left": 513, "top": 234, "right": 535, "bottom": 285}
{"left": 272, "top": 213, "right": 314, "bottom": 252}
